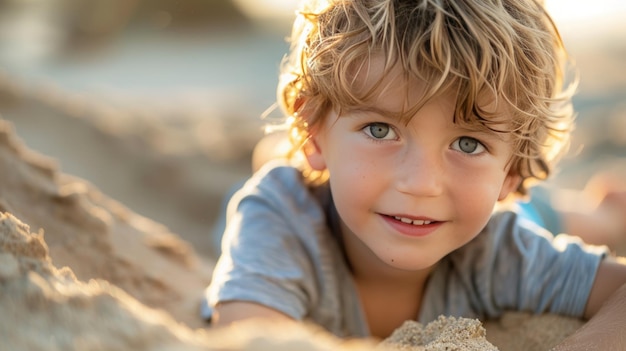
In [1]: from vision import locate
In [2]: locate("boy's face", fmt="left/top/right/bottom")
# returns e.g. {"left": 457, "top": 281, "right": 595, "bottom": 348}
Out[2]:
{"left": 305, "top": 59, "right": 520, "bottom": 272}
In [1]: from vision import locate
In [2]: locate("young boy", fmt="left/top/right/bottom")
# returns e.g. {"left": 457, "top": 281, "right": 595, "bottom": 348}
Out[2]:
{"left": 204, "top": 0, "right": 626, "bottom": 347}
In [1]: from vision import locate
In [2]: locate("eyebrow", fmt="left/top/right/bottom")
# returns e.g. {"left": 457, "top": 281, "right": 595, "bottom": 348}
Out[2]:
{"left": 454, "top": 124, "right": 510, "bottom": 142}
{"left": 341, "top": 106, "right": 406, "bottom": 121}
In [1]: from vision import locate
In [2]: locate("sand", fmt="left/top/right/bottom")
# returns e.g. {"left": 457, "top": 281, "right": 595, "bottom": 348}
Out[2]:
{"left": 382, "top": 316, "right": 498, "bottom": 351}
{"left": 0, "top": 118, "right": 213, "bottom": 329}
{"left": 0, "top": 212, "right": 211, "bottom": 351}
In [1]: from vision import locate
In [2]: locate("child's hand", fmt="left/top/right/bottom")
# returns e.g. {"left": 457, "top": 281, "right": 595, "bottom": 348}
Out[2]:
{"left": 210, "top": 301, "right": 292, "bottom": 329}
{"left": 587, "top": 173, "right": 626, "bottom": 252}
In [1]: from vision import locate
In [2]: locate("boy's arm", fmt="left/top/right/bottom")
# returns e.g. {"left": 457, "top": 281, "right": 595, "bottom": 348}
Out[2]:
{"left": 552, "top": 257, "right": 626, "bottom": 350}
{"left": 211, "top": 301, "right": 293, "bottom": 328}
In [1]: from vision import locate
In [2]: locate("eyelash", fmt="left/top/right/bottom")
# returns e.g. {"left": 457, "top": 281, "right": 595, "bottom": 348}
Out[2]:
{"left": 451, "top": 136, "right": 488, "bottom": 155}
{"left": 361, "top": 122, "right": 398, "bottom": 141}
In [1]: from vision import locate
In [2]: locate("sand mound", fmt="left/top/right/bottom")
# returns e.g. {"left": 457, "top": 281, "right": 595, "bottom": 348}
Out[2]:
{"left": 0, "top": 119, "right": 212, "bottom": 328}
{"left": 382, "top": 316, "right": 498, "bottom": 350}
{"left": 0, "top": 212, "right": 212, "bottom": 351}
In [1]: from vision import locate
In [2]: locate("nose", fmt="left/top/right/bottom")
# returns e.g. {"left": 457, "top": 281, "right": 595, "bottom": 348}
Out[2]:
{"left": 394, "top": 143, "right": 444, "bottom": 197}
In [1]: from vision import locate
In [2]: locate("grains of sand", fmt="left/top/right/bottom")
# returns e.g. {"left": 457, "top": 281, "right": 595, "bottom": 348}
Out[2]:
{"left": 381, "top": 315, "right": 499, "bottom": 351}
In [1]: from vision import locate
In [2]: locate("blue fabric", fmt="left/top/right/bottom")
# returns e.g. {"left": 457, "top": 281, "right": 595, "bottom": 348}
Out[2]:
{"left": 516, "top": 186, "right": 564, "bottom": 235}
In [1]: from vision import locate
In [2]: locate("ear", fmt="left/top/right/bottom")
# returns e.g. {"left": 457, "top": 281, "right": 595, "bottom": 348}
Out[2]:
{"left": 498, "top": 171, "right": 522, "bottom": 201}
{"left": 303, "top": 137, "right": 327, "bottom": 171}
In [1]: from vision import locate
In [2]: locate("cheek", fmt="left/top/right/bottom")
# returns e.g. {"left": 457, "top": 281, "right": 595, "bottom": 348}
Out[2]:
{"left": 452, "top": 168, "right": 508, "bottom": 216}
{"left": 326, "top": 147, "right": 389, "bottom": 219}
{"left": 329, "top": 160, "right": 375, "bottom": 204}
{"left": 325, "top": 139, "right": 388, "bottom": 187}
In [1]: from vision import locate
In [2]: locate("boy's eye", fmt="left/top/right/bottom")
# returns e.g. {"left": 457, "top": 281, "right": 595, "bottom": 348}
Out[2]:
{"left": 452, "top": 136, "right": 486, "bottom": 154}
{"left": 363, "top": 123, "right": 397, "bottom": 140}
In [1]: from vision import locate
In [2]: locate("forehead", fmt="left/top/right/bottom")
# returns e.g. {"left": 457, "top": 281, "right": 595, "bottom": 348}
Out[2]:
{"left": 348, "top": 56, "right": 428, "bottom": 116}
{"left": 346, "top": 55, "right": 507, "bottom": 124}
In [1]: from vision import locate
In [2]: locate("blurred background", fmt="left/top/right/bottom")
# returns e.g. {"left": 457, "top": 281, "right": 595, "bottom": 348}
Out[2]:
{"left": 0, "top": 0, "right": 624, "bottom": 260}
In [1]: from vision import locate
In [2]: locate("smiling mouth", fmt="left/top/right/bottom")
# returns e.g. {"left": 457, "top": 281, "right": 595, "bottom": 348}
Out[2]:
{"left": 391, "top": 216, "right": 434, "bottom": 226}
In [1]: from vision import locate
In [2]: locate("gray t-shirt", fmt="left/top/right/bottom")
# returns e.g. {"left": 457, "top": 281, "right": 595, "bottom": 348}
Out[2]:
{"left": 204, "top": 162, "right": 607, "bottom": 338}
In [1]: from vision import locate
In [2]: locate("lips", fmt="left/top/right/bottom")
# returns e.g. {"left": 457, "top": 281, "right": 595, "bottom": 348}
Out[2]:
{"left": 381, "top": 214, "right": 442, "bottom": 237}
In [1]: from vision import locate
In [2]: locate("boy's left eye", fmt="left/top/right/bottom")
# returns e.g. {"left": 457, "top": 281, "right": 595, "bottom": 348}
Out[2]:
{"left": 451, "top": 136, "right": 486, "bottom": 155}
{"left": 363, "top": 123, "right": 398, "bottom": 140}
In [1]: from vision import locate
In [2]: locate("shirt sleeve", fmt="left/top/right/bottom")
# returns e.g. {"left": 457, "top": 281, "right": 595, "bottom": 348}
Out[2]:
{"left": 203, "top": 164, "right": 325, "bottom": 320}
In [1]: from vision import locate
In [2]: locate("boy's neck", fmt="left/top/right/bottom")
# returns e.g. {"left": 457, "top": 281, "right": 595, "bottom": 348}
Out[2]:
{"left": 340, "top": 220, "right": 433, "bottom": 339}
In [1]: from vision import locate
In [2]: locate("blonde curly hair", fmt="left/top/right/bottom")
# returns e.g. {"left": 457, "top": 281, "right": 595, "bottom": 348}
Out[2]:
{"left": 275, "top": 0, "right": 576, "bottom": 194}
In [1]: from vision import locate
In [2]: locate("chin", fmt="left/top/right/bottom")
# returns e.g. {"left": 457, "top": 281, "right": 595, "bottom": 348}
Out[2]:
{"left": 382, "top": 256, "right": 439, "bottom": 272}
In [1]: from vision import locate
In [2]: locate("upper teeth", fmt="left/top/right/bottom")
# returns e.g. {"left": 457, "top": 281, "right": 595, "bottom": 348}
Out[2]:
{"left": 394, "top": 216, "right": 431, "bottom": 225}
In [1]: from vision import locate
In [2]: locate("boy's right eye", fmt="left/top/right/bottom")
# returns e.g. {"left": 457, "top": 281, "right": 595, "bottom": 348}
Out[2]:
{"left": 363, "top": 123, "right": 397, "bottom": 140}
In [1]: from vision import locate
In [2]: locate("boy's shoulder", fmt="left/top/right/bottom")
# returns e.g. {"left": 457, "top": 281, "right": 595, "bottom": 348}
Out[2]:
{"left": 231, "top": 159, "right": 329, "bottom": 218}
{"left": 237, "top": 160, "right": 306, "bottom": 200}
{"left": 234, "top": 160, "right": 305, "bottom": 198}
{"left": 249, "top": 159, "right": 303, "bottom": 186}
